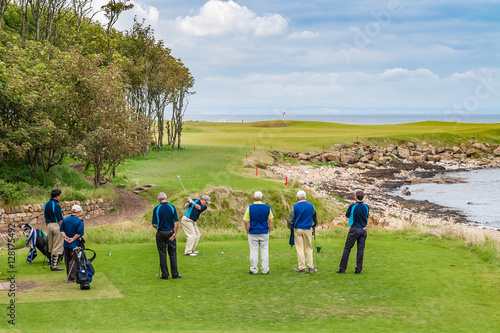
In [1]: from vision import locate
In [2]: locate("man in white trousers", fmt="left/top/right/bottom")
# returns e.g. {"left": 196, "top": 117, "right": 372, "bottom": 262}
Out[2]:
{"left": 243, "top": 191, "right": 274, "bottom": 275}
{"left": 181, "top": 195, "right": 210, "bottom": 256}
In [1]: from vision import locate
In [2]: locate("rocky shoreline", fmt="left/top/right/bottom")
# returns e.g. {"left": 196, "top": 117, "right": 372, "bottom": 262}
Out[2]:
{"left": 266, "top": 140, "right": 500, "bottom": 240}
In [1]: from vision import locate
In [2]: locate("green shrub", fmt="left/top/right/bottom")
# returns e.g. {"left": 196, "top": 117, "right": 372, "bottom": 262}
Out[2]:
{"left": 0, "top": 179, "right": 27, "bottom": 203}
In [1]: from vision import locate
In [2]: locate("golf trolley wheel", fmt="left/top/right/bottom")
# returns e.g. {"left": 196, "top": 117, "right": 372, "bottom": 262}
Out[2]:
{"left": 80, "top": 282, "right": 90, "bottom": 290}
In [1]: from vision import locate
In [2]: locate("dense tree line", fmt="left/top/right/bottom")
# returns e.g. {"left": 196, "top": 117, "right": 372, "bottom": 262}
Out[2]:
{"left": 0, "top": 1, "right": 194, "bottom": 187}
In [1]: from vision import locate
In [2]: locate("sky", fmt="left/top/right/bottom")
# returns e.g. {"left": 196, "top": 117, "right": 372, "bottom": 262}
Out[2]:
{"left": 92, "top": 0, "right": 500, "bottom": 119}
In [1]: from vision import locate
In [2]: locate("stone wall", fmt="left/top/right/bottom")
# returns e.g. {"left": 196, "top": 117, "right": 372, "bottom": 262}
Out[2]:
{"left": 0, "top": 197, "right": 117, "bottom": 226}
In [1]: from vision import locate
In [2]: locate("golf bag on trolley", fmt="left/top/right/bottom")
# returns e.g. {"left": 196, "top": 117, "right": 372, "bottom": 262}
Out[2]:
{"left": 21, "top": 223, "right": 64, "bottom": 265}
{"left": 21, "top": 223, "right": 50, "bottom": 263}
{"left": 73, "top": 238, "right": 96, "bottom": 290}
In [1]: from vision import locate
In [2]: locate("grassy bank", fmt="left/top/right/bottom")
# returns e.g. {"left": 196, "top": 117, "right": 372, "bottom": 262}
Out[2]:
{"left": 2, "top": 233, "right": 499, "bottom": 332}
{"left": 0, "top": 162, "right": 116, "bottom": 207}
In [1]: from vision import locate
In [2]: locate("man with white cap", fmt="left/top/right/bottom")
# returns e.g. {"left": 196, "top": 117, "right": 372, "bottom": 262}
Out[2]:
{"left": 287, "top": 190, "right": 318, "bottom": 273}
{"left": 181, "top": 195, "right": 211, "bottom": 256}
{"left": 60, "top": 204, "right": 85, "bottom": 282}
{"left": 243, "top": 191, "right": 274, "bottom": 275}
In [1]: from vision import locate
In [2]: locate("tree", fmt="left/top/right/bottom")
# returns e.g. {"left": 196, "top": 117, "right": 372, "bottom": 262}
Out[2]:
{"left": 43, "top": 0, "right": 68, "bottom": 43}
{"left": 0, "top": 0, "right": 11, "bottom": 28}
{"left": 166, "top": 59, "right": 195, "bottom": 149}
{"left": 70, "top": 0, "right": 95, "bottom": 38}
{"left": 66, "top": 56, "right": 151, "bottom": 186}
{"left": 101, "top": 0, "right": 133, "bottom": 60}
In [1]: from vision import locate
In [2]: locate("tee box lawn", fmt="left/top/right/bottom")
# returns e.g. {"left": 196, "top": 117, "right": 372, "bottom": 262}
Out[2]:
{"left": 2, "top": 234, "right": 499, "bottom": 332}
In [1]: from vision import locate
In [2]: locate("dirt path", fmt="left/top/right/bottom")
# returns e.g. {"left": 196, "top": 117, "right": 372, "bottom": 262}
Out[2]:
{"left": 69, "top": 163, "right": 150, "bottom": 227}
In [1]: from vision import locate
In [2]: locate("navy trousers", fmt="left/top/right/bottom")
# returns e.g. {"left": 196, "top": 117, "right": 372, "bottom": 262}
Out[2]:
{"left": 339, "top": 227, "right": 367, "bottom": 272}
{"left": 156, "top": 230, "right": 179, "bottom": 278}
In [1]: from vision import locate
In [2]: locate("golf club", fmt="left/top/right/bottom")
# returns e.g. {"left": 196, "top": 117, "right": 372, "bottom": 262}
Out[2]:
{"left": 156, "top": 265, "right": 161, "bottom": 278}
{"left": 313, "top": 230, "right": 320, "bottom": 270}
{"left": 65, "top": 260, "right": 75, "bottom": 285}
{"left": 177, "top": 175, "right": 189, "bottom": 196}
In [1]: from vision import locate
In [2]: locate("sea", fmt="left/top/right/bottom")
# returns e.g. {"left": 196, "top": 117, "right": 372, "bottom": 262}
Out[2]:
{"left": 391, "top": 168, "right": 500, "bottom": 229}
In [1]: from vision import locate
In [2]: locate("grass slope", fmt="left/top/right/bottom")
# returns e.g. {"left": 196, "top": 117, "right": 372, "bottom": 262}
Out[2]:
{"left": 2, "top": 233, "right": 499, "bottom": 332}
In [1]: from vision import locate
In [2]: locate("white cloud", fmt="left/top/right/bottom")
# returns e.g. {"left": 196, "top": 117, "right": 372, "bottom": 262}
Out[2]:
{"left": 377, "top": 68, "right": 439, "bottom": 81}
{"left": 288, "top": 30, "right": 319, "bottom": 40}
{"left": 132, "top": 2, "right": 159, "bottom": 22}
{"left": 196, "top": 67, "right": 500, "bottom": 110}
{"left": 92, "top": 0, "right": 159, "bottom": 27}
{"left": 174, "top": 0, "right": 288, "bottom": 36}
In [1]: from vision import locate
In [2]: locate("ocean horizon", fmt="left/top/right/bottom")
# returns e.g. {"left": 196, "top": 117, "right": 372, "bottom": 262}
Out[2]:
{"left": 185, "top": 112, "right": 500, "bottom": 125}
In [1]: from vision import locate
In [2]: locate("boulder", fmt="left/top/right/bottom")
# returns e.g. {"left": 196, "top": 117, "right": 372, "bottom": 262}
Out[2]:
{"left": 460, "top": 143, "right": 467, "bottom": 152}
{"left": 353, "top": 162, "right": 367, "bottom": 169}
{"left": 409, "top": 155, "right": 427, "bottom": 163}
{"left": 397, "top": 147, "right": 410, "bottom": 159}
{"left": 494, "top": 147, "right": 500, "bottom": 156}
{"left": 310, "top": 158, "right": 321, "bottom": 163}
{"left": 452, "top": 146, "right": 461, "bottom": 154}
{"left": 427, "top": 155, "right": 441, "bottom": 162}
{"left": 411, "top": 151, "right": 423, "bottom": 157}
{"left": 357, "top": 148, "right": 365, "bottom": 156}
{"left": 482, "top": 147, "right": 492, "bottom": 154}
{"left": 298, "top": 153, "right": 309, "bottom": 160}
{"left": 325, "top": 153, "right": 341, "bottom": 162}
{"left": 436, "top": 146, "right": 445, "bottom": 154}
{"left": 340, "top": 155, "right": 354, "bottom": 164}
{"left": 473, "top": 143, "right": 487, "bottom": 150}
{"left": 465, "top": 148, "right": 476, "bottom": 156}
{"left": 373, "top": 156, "right": 390, "bottom": 165}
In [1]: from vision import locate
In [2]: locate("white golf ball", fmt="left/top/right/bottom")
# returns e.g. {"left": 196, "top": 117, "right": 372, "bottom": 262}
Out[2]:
{"left": 221, "top": 252, "right": 224, "bottom": 254}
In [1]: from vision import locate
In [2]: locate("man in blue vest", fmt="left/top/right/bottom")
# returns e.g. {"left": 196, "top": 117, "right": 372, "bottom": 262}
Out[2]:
{"left": 60, "top": 204, "right": 84, "bottom": 282}
{"left": 44, "top": 189, "right": 64, "bottom": 271}
{"left": 243, "top": 191, "right": 274, "bottom": 275}
{"left": 181, "top": 195, "right": 210, "bottom": 256}
{"left": 152, "top": 192, "right": 181, "bottom": 280}
{"left": 337, "top": 190, "right": 369, "bottom": 274}
{"left": 287, "top": 190, "right": 318, "bottom": 273}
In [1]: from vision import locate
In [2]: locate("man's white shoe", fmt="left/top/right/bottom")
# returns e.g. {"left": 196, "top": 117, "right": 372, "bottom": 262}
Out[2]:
{"left": 192, "top": 251, "right": 199, "bottom": 254}
{"left": 185, "top": 253, "right": 197, "bottom": 256}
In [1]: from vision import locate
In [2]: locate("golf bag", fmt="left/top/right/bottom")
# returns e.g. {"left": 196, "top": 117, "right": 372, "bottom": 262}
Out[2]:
{"left": 21, "top": 223, "right": 50, "bottom": 263}
{"left": 73, "top": 238, "right": 96, "bottom": 290}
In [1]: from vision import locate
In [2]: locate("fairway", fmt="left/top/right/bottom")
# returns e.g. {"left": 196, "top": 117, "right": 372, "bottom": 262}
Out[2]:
{"left": 3, "top": 234, "right": 499, "bottom": 332}
{"left": 182, "top": 121, "right": 500, "bottom": 151}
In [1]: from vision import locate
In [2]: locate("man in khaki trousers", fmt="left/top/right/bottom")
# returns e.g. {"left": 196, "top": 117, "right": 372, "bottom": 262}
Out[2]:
{"left": 44, "top": 189, "right": 64, "bottom": 271}
{"left": 181, "top": 195, "right": 210, "bottom": 256}
{"left": 287, "top": 190, "right": 318, "bottom": 273}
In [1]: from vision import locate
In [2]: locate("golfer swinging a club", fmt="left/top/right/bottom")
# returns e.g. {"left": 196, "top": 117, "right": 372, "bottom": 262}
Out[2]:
{"left": 181, "top": 194, "right": 211, "bottom": 256}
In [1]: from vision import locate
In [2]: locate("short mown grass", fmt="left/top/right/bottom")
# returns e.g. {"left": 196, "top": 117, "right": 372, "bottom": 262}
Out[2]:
{"left": 2, "top": 232, "right": 499, "bottom": 332}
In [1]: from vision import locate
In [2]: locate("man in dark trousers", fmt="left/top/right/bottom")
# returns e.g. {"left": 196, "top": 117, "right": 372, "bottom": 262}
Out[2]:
{"left": 152, "top": 192, "right": 181, "bottom": 280}
{"left": 337, "top": 190, "right": 370, "bottom": 274}
{"left": 60, "top": 204, "right": 84, "bottom": 282}
{"left": 44, "top": 189, "right": 64, "bottom": 271}
{"left": 243, "top": 191, "right": 274, "bottom": 275}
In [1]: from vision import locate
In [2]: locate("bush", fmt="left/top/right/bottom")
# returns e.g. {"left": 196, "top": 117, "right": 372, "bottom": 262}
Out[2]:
{"left": 0, "top": 179, "right": 27, "bottom": 203}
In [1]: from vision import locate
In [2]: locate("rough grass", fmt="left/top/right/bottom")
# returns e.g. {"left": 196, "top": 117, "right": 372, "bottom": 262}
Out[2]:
{"left": 85, "top": 186, "right": 338, "bottom": 244}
